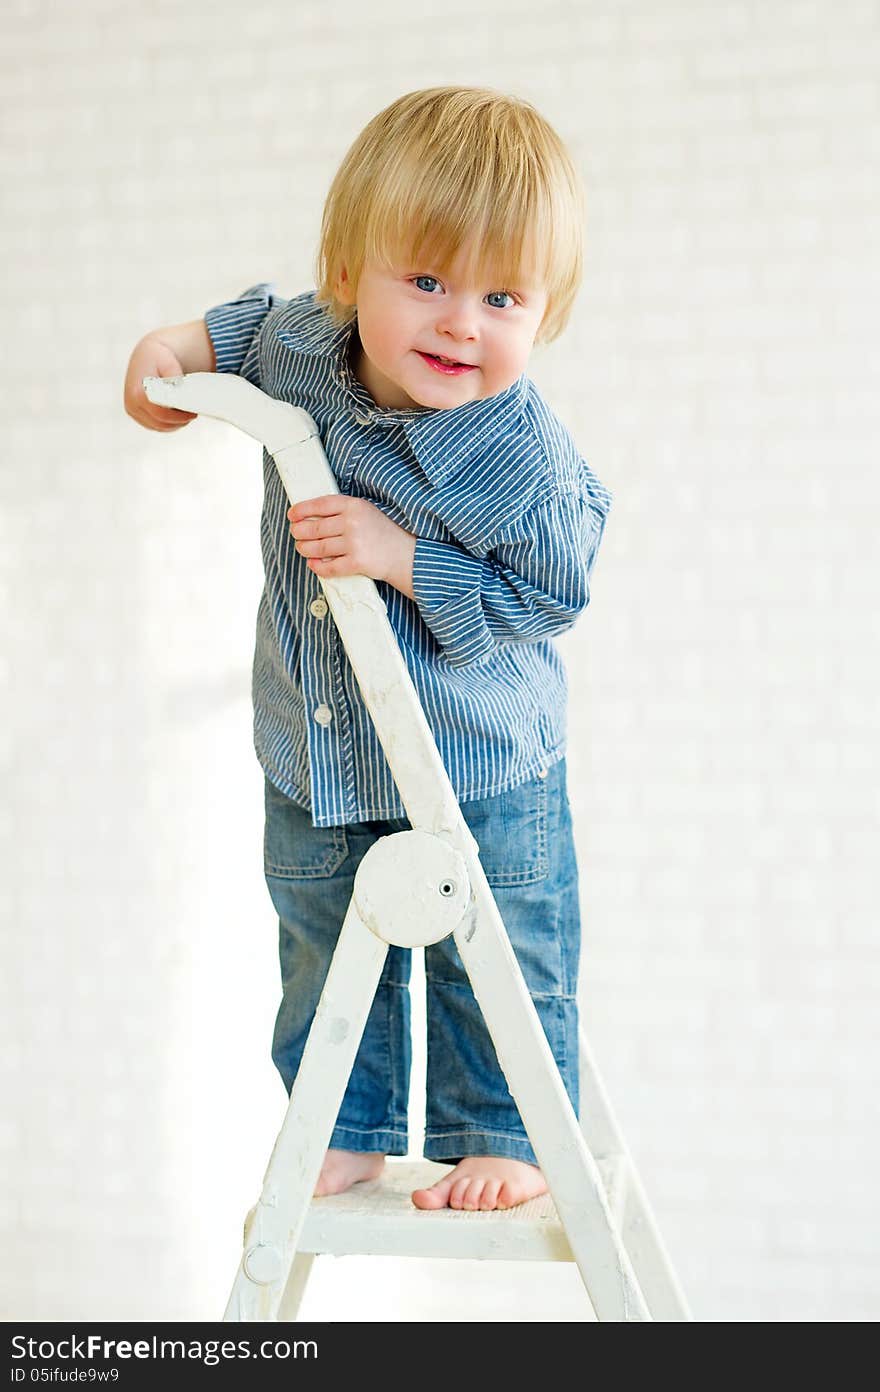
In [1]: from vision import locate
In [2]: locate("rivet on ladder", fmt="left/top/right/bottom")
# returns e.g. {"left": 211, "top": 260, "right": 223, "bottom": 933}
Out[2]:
{"left": 243, "top": 1244, "right": 284, "bottom": 1285}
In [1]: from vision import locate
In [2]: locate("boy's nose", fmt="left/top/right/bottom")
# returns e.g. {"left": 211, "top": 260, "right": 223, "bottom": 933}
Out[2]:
{"left": 435, "top": 299, "right": 479, "bottom": 342}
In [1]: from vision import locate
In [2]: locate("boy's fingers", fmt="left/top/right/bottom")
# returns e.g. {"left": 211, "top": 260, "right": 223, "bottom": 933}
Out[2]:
{"left": 126, "top": 399, "right": 192, "bottom": 431}
{"left": 152, "top": 405, "right": 197, "bottom": 423}
{"left": 308, "top": 556, "right": 351, "bottom": 577}
{"left": 288, "top": 496, "right": 343, "bottom": 521}
{"left": 295, "top": 537, "right": 346, "bottom": 559}
{"left": 290, "top": 516, "right": 344, "bottom": 539}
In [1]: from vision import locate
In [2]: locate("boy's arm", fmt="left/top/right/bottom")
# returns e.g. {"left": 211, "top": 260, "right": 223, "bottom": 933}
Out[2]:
{"left": 124, "top": 319, "right": 216, "bottom": 432}
{"left": 284, "top": 487, "right": 600, "bottom": 642}
{"left": 124, "top": 283, "right": 279, "bottom": 431}
{"left": 410, "top": 486, "right": 609, "bottom": 669}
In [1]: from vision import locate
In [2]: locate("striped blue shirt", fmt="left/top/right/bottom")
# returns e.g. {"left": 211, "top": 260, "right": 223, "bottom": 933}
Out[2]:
{"left": 204, "top": 286, "right": 612, "bottom": 827}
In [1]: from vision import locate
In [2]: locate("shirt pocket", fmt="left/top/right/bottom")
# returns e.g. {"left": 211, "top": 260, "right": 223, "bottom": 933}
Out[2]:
{"left": 460, "top": 772, "right": 549, "bottom": 887}
{"left": 263, "top": 779, "right": 349, "bottom": 880}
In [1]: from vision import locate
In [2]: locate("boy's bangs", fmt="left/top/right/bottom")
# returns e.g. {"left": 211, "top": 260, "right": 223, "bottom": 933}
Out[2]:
{"left": 367, "top": 162, "right": 556, "bottom": 294}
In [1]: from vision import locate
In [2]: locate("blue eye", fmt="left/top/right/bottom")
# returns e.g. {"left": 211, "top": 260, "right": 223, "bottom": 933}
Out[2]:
{"left": 486, "top": 291, "right": 515, "bottom": 309}
{"left": 414, "top": 275, "right": 441, "bottom": 293}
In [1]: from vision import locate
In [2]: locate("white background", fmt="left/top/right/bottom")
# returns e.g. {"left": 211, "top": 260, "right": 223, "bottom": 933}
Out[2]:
{"left": 1, "top": 0, "right": 878, "bottom": 1321}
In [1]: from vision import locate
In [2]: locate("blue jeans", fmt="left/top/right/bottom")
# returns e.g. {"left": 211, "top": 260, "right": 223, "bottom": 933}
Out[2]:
{"left": 263, "top": 757, "right": 581, "bottom": 1166}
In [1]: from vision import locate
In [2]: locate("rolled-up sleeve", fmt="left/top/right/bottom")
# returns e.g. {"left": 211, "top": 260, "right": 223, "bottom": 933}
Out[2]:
{"left": 411, "top": 484, "right": 610, "bottom": 669}
{"left": 204, "top": 283, "right": 283, "bottom": 385}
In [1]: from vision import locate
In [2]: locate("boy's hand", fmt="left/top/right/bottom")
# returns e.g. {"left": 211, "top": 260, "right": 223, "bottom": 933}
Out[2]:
{"left": 289, "top": 495, "right": 416, "bottom": 599}
{"left": 123, "top": 335, "right": 198, "bottom": 432}
{"left": 124, "top": 318, "right": 215, "bottom": 429}
{"left": 124, "top": 332, "right": 196, "bottom": 428}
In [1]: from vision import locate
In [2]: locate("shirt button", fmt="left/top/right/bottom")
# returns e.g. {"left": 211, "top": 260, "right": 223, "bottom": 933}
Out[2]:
{"left": 309, "top": 597, "right": 329, "bottom": 619}
{"left": 313, "top": 704, "right": 333, "bottom": 727}
{"left": 537, "top": 767, "right": 548, "bottom": 779}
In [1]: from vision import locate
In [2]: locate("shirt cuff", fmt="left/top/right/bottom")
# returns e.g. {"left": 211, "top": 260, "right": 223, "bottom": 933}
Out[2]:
{"left": 411, "top": 538, "right": 496, "bottom": 667}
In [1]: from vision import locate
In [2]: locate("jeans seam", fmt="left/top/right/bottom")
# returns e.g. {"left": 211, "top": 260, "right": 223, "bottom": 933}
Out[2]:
{"left": 425, "top": 975, "right": 576, "bottom": 1001}
{"left": 387, "top": 978, "right": 398, "bottom": 1131}
{"left": 538, "top": 771, "right": 547, "bottom": 874}
{"left": 424, "top": 1126, "right": 536, "bottom": 1140}
{"left": 422, "top": 1130, "right": 540, "bottom": 1163}
{"left": 332, "top": 1124, "right": 409, "bottom": 1138}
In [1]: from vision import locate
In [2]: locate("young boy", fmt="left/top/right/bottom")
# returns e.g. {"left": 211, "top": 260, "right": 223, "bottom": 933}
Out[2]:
{"left": 124, "top": 86, "right": 612, "bottom": 1213}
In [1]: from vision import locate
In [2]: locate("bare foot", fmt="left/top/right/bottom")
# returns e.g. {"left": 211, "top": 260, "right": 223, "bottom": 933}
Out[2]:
{"left": 411, "top": 1156, "right": 547, "bottom": 1211}
{"left": 314, "top": 1148, "right": 386, "bottom": 1197}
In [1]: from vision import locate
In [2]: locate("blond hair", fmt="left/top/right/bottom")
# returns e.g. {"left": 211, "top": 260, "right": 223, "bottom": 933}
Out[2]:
{"left": 315, "top": 87, "right": 584, "bottom": 345}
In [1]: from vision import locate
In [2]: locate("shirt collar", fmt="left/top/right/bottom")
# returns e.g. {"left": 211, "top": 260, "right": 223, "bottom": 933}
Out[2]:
{"left": 274, "top": 293, "right": 529, "bottom": 487}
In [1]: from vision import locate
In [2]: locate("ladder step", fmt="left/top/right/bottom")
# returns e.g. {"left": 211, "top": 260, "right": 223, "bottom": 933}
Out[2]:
{"left": 296, "top": 1157, "right": 625, "bottom": 1262}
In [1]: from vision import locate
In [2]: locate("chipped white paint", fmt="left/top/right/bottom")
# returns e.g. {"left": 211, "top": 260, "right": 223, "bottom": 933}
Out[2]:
{"left": 143, "top": 373, "right": 691, "bottom": 1323}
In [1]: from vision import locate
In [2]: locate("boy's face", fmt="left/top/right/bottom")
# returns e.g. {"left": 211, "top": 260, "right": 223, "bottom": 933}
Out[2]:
{"left": 336, "top": 241, "right": 548, "bottom": 412}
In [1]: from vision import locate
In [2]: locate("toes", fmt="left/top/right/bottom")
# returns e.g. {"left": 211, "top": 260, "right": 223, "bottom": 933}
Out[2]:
{"left": 448, "top": 1177, "right": 475, "bottom": 1210}
{"left": 459, "top": 1179, "right": 486, "bottom": 1211}
{"left": 411, "top": 1180, "right": 451, "bottom": 1210}
{"left": 496, "top": 1181, "right": 516, "bottom": 1209}
{"left": 479, "top": 1179, "right": 503, "bottom": 1211}
{"left": 413, "top": 1164, "right": 543, "bottom": 1211}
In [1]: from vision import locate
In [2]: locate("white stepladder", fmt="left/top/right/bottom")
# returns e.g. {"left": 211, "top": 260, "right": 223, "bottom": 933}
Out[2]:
{"left": 144, "top": 372, "right": 693, "bottom": 1324}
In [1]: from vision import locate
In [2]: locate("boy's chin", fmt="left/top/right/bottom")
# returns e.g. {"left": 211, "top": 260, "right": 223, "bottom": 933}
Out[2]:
{"left": 406, "top": 376, "right": 486, "bottom": 410}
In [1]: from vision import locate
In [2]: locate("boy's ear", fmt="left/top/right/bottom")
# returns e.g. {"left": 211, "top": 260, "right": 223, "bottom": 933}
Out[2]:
{"left": 335, "top": 264, "right": 356, "bottom": 306}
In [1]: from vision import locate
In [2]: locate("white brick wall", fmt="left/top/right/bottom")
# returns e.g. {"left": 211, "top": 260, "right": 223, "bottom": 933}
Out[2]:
{"left": 1, "top": 0, "right": 877, "bottom": 1322}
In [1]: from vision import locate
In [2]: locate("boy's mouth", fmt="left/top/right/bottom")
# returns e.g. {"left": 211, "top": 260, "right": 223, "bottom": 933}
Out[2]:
{"left": 417, "top": 351, "right": 476, "bottom": 376}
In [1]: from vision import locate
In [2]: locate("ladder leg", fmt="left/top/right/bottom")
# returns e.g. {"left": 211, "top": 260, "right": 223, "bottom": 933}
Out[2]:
{"left": 277, "top": 1253, "right": 316, "bottom": 1321}
{"left": 578, "top": 1029, "right": 693, "bottom": 1321}
{"left": 454, "top": 870, "right": 652, "bottom": 1321}
{"left": 223, "top": 898, "right": 388, "bottom": 1321}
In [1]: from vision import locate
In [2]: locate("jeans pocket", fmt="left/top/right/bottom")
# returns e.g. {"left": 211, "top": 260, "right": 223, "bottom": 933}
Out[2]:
{"left": 461, "top": 771, "right": 549, "bottom": 887}
{"left": 263, "top": 778, "right": 349, "bottom": 880}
